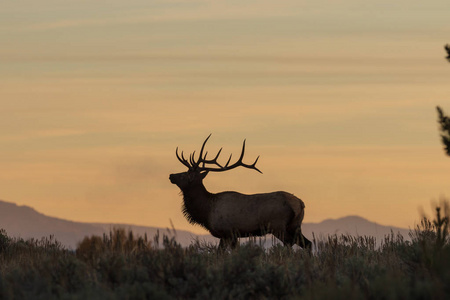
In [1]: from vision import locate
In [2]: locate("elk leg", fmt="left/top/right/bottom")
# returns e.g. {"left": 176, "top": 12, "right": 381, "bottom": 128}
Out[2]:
{"left": 218, "top": 238, "right": 227, "bottom": 250}
{"left": 230, "top": 237, "right": 238, "bottom": 249}
{"left": 218, "top": 237, "right": 239, "bottom": 250}
{"left": 290, "top": 227, "right": 312, "bottom": 250}
{"left": 273, "top": 232, "right": 294, "bottom": 247}
{"left": 300, "top": 234, "right": 312, "bottom": 250}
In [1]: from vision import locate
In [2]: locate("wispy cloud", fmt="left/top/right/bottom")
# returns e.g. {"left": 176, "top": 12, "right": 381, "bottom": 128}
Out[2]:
{"left": 7, "top": 0, "right": 447, "bottom": 35}
{"left": 13, "top": 1, "right": 300, "bottom": 32}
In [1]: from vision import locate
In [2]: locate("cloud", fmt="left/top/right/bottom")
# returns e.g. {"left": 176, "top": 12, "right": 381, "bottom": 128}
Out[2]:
{"left": 5, "top": 1, "right": 297, "bottom": 33}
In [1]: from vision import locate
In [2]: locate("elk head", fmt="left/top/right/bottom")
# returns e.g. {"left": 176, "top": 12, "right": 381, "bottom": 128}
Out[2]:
{"left": 169, "top": 134, "right": 262, "bottom": 191}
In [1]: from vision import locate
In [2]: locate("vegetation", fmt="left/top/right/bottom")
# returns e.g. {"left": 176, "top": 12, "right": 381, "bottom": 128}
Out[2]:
{"left": 437, "top": 106, "right": 450, "bottom": 156}
{"left": 0, "top": 206, "right": 449, "bottom": 300}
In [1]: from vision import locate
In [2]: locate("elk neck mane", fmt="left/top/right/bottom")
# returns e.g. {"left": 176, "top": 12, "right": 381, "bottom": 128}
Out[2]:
{"left": 180, "top": 182, "right": 215, "bottom": 229}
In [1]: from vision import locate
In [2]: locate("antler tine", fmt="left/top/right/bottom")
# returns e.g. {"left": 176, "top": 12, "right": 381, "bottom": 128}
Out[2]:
{"left": 223, "top": 139, "right": 262, "bottom": 173}
{"left": 214, "top": 148, "right": 222, "bottom": 160}
{"left": 199, "top": 138, "right": 262, "bottom": 174}
{"left": 236, "top": 139, "right": 246, "bottom": 164}
{"left": 193, "top": 134, "right": 211, "bottom": 168}
{"left": 225, "top": 154, "right": 232, "bottom": 167}
{"left": 199, "top": 147, "right": 223, "bottom": 168}
{"left": 176, "top": 147, "right": 191, "bottom": 169}
{"left": 181, "top": 151, "right": 189, "bottom": 164}
{"left": 193, "top": 135, "right": 225, "bottom": 170}
{"left": 211, "top": 148, "right": 223, "bottom": 167}
{"left": 251, "top": 155, "right": 263, "bottom": 174}
{"left": 190, "top": 151, "right": 196, "bottom": 167}
{"left": 202, "top": 152, "right": 208, "bottom": 168}
{"left": 222, "top": 139, "right": 246, "bottom": 167}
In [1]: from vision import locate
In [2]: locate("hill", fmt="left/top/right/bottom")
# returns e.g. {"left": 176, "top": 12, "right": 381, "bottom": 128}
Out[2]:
{"left": 0, "top": 200, "right": 410, "bottom": 249}
{"left": 0, "top": 200, "right": 214, "bottom": 249}
{"left": 302, "top": 215, "right": 410, "bottom": 243}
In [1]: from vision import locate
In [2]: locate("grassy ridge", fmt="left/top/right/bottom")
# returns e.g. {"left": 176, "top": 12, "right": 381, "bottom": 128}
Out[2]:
{"left": 0, "top": 208, "right": 449, "bottom": 300}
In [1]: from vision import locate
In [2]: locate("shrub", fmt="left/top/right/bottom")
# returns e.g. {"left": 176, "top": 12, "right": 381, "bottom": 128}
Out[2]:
{"left": 0, "top": 203, "right": 449, "bottom": 299}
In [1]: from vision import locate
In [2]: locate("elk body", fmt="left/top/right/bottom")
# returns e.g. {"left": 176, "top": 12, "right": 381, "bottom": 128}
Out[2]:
{"left": 169, "top": 135, "right": 311, "bottom": 250}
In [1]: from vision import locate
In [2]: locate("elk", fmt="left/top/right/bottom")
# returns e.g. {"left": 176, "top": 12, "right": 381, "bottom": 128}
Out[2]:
{"left": 169, "top": 135, "right": 312, "bottom": 250}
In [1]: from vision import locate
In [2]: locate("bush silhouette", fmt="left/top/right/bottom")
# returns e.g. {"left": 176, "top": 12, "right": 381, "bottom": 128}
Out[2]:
{"left": 437, "top": 106, "right": 450, "bottom": 156}
{"left": 1, "top": 206, "right": 450, "bottom": 299}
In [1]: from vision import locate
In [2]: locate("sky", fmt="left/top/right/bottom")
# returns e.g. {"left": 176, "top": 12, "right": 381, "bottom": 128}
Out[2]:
{"left": 1, "top": 0, "right": 449, "bottom": 234}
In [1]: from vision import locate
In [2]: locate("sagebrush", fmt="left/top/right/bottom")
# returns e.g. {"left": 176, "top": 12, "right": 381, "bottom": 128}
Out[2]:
{"left": 0, "top": 206, "right": 449, "bottom": 300}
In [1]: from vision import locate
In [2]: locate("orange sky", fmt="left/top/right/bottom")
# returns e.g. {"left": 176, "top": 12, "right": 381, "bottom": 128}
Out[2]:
{"left": 1, "top": 0, "right": 449, "bottom": 234}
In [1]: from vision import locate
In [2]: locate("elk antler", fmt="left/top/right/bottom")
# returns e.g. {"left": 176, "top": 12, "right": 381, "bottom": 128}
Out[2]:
{"left": 175, "top": 134, "right": 262, "bottom": 174}
{"left": 175, "top": 147, "right": 191, "bottom": 169}
{"left": 198, "top": 139, "right": 262, "bottom": 174}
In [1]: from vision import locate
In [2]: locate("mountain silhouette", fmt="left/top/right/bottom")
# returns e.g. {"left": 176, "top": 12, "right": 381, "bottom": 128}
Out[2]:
{"left": 0, "top": 200, "right": 212, "bottom": 249}
{"left": 302, "top": 215, "right": 410, "bottom": 242}
{"left": 0, "top": 200, "right": 410, "bottom": 249}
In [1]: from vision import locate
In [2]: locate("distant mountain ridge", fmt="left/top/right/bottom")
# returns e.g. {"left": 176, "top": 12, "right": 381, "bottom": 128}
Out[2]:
{"left": 304, "top": 215, "right": 411, "bottom": 242}
{"left": 0, "top": 200, "right": 213, "bottom": 249}
{"left": 0, "top": 200, "right": 410, "bottom": 249}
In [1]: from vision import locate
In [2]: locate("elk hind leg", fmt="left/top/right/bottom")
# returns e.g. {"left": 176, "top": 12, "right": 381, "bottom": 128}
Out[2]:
{"left": 289, "top": 227, "right": 312, "bottom": 250}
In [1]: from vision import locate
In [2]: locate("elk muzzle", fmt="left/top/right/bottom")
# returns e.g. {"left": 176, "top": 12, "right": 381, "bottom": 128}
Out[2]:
{"left": 169, "top": 174, "right": 177, "bottom": 184}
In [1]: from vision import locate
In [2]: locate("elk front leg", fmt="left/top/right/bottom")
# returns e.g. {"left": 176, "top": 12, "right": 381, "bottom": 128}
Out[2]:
{"left": 218, "top": 237, "right": 238, "bottom": 250}
{"left": 299, "top": 233, "right": 312, "bottom": 251}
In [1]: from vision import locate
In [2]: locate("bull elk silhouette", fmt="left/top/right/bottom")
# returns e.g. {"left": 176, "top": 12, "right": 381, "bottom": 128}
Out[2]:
{"left": 169, "top": 135, "right": 312, "bottom": 250}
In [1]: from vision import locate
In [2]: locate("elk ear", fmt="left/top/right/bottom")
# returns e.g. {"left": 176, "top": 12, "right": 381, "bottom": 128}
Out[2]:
{"left": 200, "top": 171, "right": 209, "bottom": 179}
